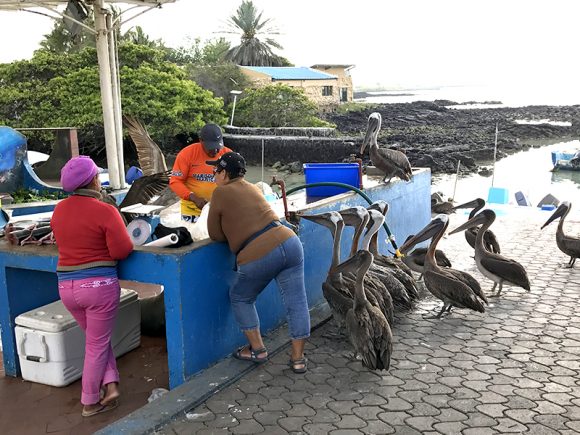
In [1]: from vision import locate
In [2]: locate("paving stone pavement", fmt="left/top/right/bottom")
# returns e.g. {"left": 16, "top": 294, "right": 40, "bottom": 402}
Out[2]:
{"left": 159, "top": 208, "right": 580, "bottom": 434}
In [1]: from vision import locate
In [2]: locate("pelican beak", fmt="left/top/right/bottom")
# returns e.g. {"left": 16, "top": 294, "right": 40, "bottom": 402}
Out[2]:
{"left": 367, "top": 201, "right": 389, "bottom": 216}
{"left": 399, "top": 216, "right": 447, "bottom": 253}
{"left": 449, "top": 212, "right": 487, "bottom": 235}
{"left": 339, "top": 207, "right": 367, "bottom": 226}
{"left": 452, "top": 198, "right": 482, "bottom": 211}
{"left": 330, "top": 250, "right": 373, "bottom": 275}
{"left": 541, "top": 202, "right": 569, "bottom": 229}
{"left": 300, "top": 211, "right": 342, "bottom": 229}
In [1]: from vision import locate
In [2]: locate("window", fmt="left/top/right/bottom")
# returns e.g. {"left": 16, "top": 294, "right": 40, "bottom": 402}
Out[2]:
{"left": 341, "top": 87, "right": 348, "bottom": 102}
{"left": 322, "top": 86, "right": 333, "bottom": 97}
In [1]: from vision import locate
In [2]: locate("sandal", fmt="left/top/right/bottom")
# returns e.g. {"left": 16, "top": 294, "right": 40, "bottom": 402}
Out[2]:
{"left": 81, "top": 400, "right": 118, "bottom": 417}
{"left": 232, "top": 345, "right": 268, "bottom": 363}
{"left": 288, "top": 357, "right": 308, "bottom": 374}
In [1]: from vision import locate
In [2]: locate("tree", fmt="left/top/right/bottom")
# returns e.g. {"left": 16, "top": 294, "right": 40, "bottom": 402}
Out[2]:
{"left": 0, "top": 43, "right": 227, "bottom": 155}
{"left": 233, "top": 84, "right": 333, "bottom": 128}
{"left": 187, "top": 63, "right": 251, "bottom": 104}
{"left": 224, "top": 0, "right": 287, "bottom": 66}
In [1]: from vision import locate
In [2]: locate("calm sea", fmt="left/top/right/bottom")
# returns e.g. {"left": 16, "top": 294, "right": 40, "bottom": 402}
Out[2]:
{"left": 358, "top": 84, "right": 580, "bottom": 108}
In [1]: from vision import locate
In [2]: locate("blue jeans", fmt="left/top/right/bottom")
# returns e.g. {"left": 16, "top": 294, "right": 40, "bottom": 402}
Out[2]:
{"left": 230, "top": 236, "right": 311, "bottom": 340}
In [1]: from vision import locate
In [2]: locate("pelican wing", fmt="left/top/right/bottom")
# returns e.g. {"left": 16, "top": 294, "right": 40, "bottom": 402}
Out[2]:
{"left": 425, "top": 269, "right": 485, "bottom": 312}
{"left": 484, "top": 230, "right": 501, "bottom": 254}
{"left": 446, "top": 269, "right": 487, "bottom": 305}
{"left": 119, "top": 171, "right": 171, "bottom": 209}
{"left": 124, "top": 116, "right": 167, "bottom": 176}
{"left": 374, "top": 148, "right": 412, "bottom": 179}
{"left": 322, "top": 281, "right": 352, "bottom": 322}
{"left": 435, "top": 249, "right": 452, "bottom": 267}
{"left": 480, "top": 254, "right": 530, "bottom": 290}
{"left": 561, "top": 235, "right": 580, "bottom": 258}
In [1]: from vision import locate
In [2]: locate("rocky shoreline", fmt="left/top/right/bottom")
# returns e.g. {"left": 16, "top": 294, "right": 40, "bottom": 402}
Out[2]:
{"left": 324, "top": 101, "right": 580, "bottom": 175}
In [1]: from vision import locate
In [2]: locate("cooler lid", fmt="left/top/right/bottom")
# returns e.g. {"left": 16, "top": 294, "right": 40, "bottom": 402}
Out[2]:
{"left": 15, "top": 288, "right": 137, "bottom": 333}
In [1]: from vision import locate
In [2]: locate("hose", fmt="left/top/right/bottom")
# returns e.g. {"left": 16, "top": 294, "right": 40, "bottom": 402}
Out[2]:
{"left": 285, "top": 182, "right": 401, "bottom": 256}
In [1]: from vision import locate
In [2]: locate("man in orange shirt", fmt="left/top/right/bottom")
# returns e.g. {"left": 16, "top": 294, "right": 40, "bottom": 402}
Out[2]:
{"left": 169, "top": 124, "right": 232, "bottom": 222}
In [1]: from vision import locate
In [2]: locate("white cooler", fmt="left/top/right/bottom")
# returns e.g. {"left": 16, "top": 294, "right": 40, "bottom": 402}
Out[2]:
{"left": 14, "top": 288, "right": 141, "bottom": 387}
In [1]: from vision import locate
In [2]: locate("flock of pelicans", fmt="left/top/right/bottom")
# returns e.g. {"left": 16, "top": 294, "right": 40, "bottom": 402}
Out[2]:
{"left": 299, "top": 198, "right": 579, "bottom": 372}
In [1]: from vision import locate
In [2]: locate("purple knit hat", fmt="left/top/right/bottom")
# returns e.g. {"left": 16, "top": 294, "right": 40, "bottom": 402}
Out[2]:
{"left": 60, "top": 156, "right": 99, "bottom": 192}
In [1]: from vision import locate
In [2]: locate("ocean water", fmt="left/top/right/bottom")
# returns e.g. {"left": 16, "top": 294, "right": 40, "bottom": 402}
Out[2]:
{"left": 358, "top": 84, "right": 580, "bottom": 108}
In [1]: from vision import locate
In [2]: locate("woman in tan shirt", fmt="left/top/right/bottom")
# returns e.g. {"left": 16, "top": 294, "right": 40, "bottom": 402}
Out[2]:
{"left": 207, "top": 152, "right": 310, "bottom": 373}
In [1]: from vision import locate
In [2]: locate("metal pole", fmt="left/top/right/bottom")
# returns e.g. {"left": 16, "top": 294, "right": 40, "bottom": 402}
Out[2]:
{"left": 261, "top": 139, "right": 265, "bottom": 192}
{"left": 452, "top": 160, "right": 461, "bottom": 201}
{"left": 94, "top": 0, "right": 121, "bottom": 189}
{"left": 230, "top": 95, "right": 238, "bottom": 126}
{"left": 491, "top": 122, "right": 499, "bottom": 188}
{"left": 107, "top": 12, "right": 125, "bottom": 186}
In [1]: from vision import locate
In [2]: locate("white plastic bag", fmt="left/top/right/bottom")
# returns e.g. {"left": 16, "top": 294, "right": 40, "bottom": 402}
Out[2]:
{"left": 147, "top": 387, "right": 169, "bottom": 403}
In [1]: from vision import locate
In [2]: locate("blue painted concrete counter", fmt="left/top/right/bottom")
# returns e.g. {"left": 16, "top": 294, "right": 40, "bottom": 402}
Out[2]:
{"left": 0, "top": 169, "right": 431, "bottom": 388}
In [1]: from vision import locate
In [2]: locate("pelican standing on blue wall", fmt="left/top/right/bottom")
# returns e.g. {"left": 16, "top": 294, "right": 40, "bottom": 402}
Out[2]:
{"left": 360, "top": 113, "right": 413, "bottom": 184}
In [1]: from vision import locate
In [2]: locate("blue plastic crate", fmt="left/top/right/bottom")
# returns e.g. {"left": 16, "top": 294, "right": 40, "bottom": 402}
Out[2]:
{"left": 303, "top": 163, "right": 360, "bottom": 198}
{"left": 488, "top": 187, "right": 509, "bottom": 204}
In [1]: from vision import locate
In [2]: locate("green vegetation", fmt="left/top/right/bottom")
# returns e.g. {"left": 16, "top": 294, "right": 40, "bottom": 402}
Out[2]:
{"left": 0, "top": 43, "right": 227, "bottom": 154}
{"left": 233, "top": 84, "right": 334, "bottom": 128}
{"left": 332, "top": 102, "right": 378, "bottom": 114}
{"left": 11, "top": 189, "right": 68, "bottom": 204}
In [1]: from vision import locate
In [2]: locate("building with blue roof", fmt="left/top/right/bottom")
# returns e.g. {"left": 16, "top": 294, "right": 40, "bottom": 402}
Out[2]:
{"left": 240, "top": 65, "right": 355, "bottom": 106}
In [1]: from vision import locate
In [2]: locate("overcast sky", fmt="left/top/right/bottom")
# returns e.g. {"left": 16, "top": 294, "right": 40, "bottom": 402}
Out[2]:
{"left": 0, "top": 0, "right": 579, "bottom": 90}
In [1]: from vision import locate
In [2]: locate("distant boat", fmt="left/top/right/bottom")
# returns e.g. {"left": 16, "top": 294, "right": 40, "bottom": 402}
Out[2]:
{"left": 552, "top": 148, "right": 580, "bottom": 171}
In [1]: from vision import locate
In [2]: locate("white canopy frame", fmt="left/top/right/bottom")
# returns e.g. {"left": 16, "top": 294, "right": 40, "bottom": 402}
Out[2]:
{"left": 0, "top": 0, "right": 176, "bottom": 189}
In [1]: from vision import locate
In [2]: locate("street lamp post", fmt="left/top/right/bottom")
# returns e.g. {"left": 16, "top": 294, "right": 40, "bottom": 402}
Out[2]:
{"left": 230, "top": 90, "right": 242, "bottom": 126}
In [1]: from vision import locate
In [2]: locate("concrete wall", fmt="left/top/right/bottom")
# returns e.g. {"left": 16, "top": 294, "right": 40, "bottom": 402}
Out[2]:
{"left": 224, "top": 126, "right": 336, "bottom": 138}
{"left": 0, "top": 170, "right": 431, "bottom": 388}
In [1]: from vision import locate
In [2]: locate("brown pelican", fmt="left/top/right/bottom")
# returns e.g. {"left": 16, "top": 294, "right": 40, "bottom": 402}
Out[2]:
{"left": 301, "top": 211, "right": 389, "bottom": 324}
{"left": 450, "top": 209, "right": 531, "bottom": 296}
{"left": 301, "top": 212, "right": 353, "bottom": 324}
{"left": 400, "top": 234, "right": 452, "bottom": 279}
{"left": 124, "top": 116, "right": 179, "bottom": 207}
{"left": 331, "top": 249, "right": 393, "bottom": 371}
{"left": 361, "top": 112, "right": 412, "bottom": 183}
{"left": 338, "top": 206, "right": 370, "bottom": 256}
{"left": 362, "top": 209, "right": 415, "bottom": 308}
{"left": 399, "top": 215, "right": 486, "bottom": 317}
{"left": 431, "top": 192, "right": 455, "bottom": 214}
{"left": 541, "top": 201, "right": 580, "bottom": 268}
{"left": 101, "top": 171, "right": 171, "bottom": 224}
{"left": 453, "top": 198, "right": 501, "bottom": 253}
{"left": 366, "top": 201, "right": 420, "bottom": 301}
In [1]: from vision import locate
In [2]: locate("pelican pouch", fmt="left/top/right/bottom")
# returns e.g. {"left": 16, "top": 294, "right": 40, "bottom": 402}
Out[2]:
{"left": 152, "top": 223, "right": 193, "bottom": 248}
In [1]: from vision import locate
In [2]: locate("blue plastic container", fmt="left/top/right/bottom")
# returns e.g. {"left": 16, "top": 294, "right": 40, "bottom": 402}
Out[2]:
{"left": 303, "top": 163, "right": 360, "bottom": 198}
{"left": 126, "top": 166, "right": 143, "bottom": 184}
{"left": 488, "top": 187, "right": 509, "bottom": 204}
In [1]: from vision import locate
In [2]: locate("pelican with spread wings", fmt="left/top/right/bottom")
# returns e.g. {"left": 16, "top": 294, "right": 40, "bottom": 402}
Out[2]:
{"left": 123, "top": 116, "right": 179, "bottom": 208}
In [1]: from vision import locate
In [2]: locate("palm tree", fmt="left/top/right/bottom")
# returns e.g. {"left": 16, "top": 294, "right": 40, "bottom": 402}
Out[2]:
{"left": 224, "top": 0, "right": 286, "bottom": 66}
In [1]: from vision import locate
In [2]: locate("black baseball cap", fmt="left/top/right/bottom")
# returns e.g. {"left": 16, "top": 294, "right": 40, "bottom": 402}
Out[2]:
{"left": 199, "top": 123, "right": 224, "bottom": 150}
{"left": 206, "top": 152, "right": 246, "bottom": 172}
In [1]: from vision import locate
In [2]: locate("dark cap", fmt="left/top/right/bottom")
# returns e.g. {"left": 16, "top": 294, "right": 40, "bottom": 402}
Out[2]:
{"left": 206, "top": 152, "right": 246, "bottom": 173}
{"left": 199, "top": 123, "right": 224, "bottom": 150}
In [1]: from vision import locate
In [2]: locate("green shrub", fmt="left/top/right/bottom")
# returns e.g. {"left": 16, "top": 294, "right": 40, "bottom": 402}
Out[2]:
{"left": 232, "top": 84, "right": 334, "bottom": 128}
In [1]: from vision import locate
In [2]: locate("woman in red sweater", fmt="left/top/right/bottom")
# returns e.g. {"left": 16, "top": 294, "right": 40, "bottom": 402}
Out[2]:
{"left": 51, "top": 156, "right": 133, "bottom": 417}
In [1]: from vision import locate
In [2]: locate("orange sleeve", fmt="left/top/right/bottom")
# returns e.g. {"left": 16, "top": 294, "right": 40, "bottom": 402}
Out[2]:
{"left": 169, "top": 148, "right": 192, "bottom": 200}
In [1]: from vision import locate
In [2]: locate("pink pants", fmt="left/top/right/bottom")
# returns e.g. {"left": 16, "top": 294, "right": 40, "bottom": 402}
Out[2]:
{"left": 59, "top": 277, "right": 120, "bottom": 405}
